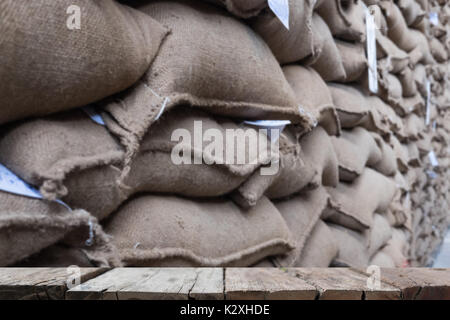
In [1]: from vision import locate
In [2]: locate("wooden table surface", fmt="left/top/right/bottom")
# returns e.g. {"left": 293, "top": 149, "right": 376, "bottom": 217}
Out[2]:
{"left": 1, "top": 267, "right": 450, "bottom": 300}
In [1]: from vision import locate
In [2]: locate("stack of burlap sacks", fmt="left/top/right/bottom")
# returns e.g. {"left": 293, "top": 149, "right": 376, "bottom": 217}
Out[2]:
{"left": 0, "top": 0, "right": 448, "bottom": 268}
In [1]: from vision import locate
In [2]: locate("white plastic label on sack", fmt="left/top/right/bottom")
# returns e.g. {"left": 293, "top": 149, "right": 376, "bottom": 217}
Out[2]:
{"left": 0, "top": 164, "right": 42, "bottom": 199}
{"left": 428, "top": 151, "right": 439, "bottom": 167}
{"left": 244, "top": 120, "right": 291, "bottom": 142}
{"left": 425, "top": 79, "right": 431, "bottom": 125}
{"left": 82, "top": 105, "right": 105, "bottom": 126}
{"left": 429, "top": 12, "right": 439, "bottom": 26}
{"left": 0, "top": 163, "right": 71, "bottom": 210}
{"left": 268, "top": 0, "right": 289, "bottom": 30}
{"left": 365, "top": 6, "right": 378, "bottom": 94}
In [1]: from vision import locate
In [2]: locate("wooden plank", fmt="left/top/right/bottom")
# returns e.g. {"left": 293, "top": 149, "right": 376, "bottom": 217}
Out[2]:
{"left": 67, "top": 268, "right": 224, "bottom": 300}
{"left": 354, "top": 268, "right": 450, "bottom": 300}
{"left": 0, "top": 268, "right": 106, "bottom": 300}
{"left": 293, "top": 268, "right": 401, "bottom": 300}
{"left": 225, "top": 268, "right": 317, "bottom": 300}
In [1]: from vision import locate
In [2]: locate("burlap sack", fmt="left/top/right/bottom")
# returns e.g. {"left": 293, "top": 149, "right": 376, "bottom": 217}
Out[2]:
{"left": 413, "top": 64, "right": 428, "bottom": 96}
{"left": 408, "top": 46, "right": 424, "bottom": 67}
{"left": 397, "top": 0, "right": 426, "bottom": 27}
{"left": 369, "top": 251, "right": 396, "bottom": 267}
{"left": 416, "top": 132, "right": 432, "bottom": 156}
{"left": 251, "top": 259, "right": 276, "bottom": 268}
{"left": 371, "top": 133, "right": 398, "bottom": 176}
{"left": 266, "top": 126, "right": 339, "bottom": 199}
{"left": 0, "top": 191, "right": 117, "bottom": 266}
{"left": 376, "top": 30, "right": 410, "bottom": 74}
{"left": 296, "top": 220, "right": 338, "bottom": 267}
{"left": 409, "top": 29, "right": 436, "bottom": 65}
{"left": 283, "top": 65, "right": 340, "bottom": 136}
{"left": 389, "top": 135, "right": 409, "bottom": 173}
{"left": 366, "top": 214, "right": 393, "bottom": 257}
{"left": 377, "top": 72, "right": 404, "bottom": 110}
{"left": 252, "top": 0, "right": 319, "bottom": 64}
{"left": 380, "top": 228, "right": 409, "bottom": 267}
{"left": 430, "top": 37, "right": 449, "bottom": 63}
{"left": 379, "top": 1, "right": 418, "bottom": 52}
{"left": 105, "top": 195, "right": 294, "bottom": 267}
{"left": 0, "top": 108, "right": 275, "bottom": 219}
{"left": 331, "top": 127, "right": 382, "bottom": 182}
{"left": 316, "top": 0, "right": 366, "bottom": 42}
{"left": 328, "top": 223, "right": 369, "bottom": 267}
{"left": 336, "top": 40, "right": 367, "bottom": 83}
{"left": 406, "top": 142, "right": 421, "bottom": 167}
{"left": 15, "top": 245, "right": 94, "bottom": 267}
{"left": 403, "top": 113, "right": 425, "bottom": 140}
{"left": 104, "top": 0, "right": 311, "bottom": 169}
{"left": 310, "top": 14, "right": 347, "bottom": 82}
{"left": 205, "top": 0, "right": 267, "bottom": 18}
{"left": 0, "top": 110, "right": 123, "bottom": 219}
{"left": 0, "top": 0, "right": 168, "bottom": 125}
{"left": 365, "top": 95, "right": 404, "bottom": 136}
{"left": 398, "top": 67, "right": 418, "bottom": 97}
{"left": 328, "top": 83, "right": 370, "bottom": 128}
{"left": 324, "top": 168, "right": 397, "bottom": 231}
{"left": 273, "top": 187, "right": 330, "bottom": 267}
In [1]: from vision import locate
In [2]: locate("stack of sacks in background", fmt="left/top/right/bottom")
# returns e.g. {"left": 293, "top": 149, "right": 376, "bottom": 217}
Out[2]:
{"left": 0, "top": 0, "right": 448, "bottom": 268}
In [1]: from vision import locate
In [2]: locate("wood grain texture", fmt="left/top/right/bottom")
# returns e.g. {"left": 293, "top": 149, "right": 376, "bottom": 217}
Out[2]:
{"left": 354, "top": 267, "right": 450, "bottom": 300}
{"left": 225, "top": 268, "right": 318, "bottom": 300}
{"left": 292, "top": 268, "right": 402, "bottom": 300}
{"left": 67, "top": 268, "right": 224, "bottom": 300}
{"left": 0, "top": 268, "right": 106, "bottom": 300}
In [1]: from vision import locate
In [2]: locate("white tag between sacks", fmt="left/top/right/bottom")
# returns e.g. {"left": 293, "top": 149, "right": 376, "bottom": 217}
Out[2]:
{"left": 83, "top": 105, "right": 105, "bottom": 126}
{"left": 268, "top": 0, "right": 289, "bottom": 30}
{"left": 428, "top": 151, "right": 439, "bottom": 167}
{"left": 0, "top": 163, "right": 71, "bottom": 210}
{"left": 244, "top": 120, "right": 291, "bottom": 142}
{"left": 426, "top": 79, "right": 431, "bottom": 125}
{"left": 429, "top": 12, "right": 439, "bottom": 26}
{"left": 0, "top": 164, "right": 42, "bottom": 199}
{"left": 365, "top": 6, "right": 378, "bottom": 94}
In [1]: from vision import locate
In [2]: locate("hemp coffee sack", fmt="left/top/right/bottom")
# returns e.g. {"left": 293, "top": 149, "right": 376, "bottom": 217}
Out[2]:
{"left": 296, "top": 220, "right": 339, "bottom": 267}
{"left": 336, "top": 40, "right": 367, "bottom": 83}
{"left": 379, "top": 1, "right": 418, "bottom": 53}
{"left": 0, "top": 190, "right": 118, "bottom": 267}
{"left": 309, "top": 14, "right": 347, "bottom": 82}
{"left": 0, "top": 0, "right": 168, "bottom": 125}
{"left": 105, "top": 195, "right": 294, "bottom": 267}
{"left": 397, "top": 0, "right": 426, "bottom": 27}
{"left": 265, "top": 126, "right": 339, "bottom": 200}
{"left": 369, "top": 251, "right": 396, "bottom": 267}
{"left": 376, "top": 30, "right": 410, "bottom": 74}
{"left": 0, "top": 108, "right": 275, "bottom": 220}
{"left": 104, "top": 0, "right": 311, "bottom": 167}
{"left": 272, "top": 187, "right": 330, "bottom": 267}
{"left": 397, "top": 67, "right": 418, "bottom": 97}
{"left": 331, "top": 127, "right": 382, "bottom": 182}
{"left": 327, "top": 83, "right": 370, "bottom": 128}
{"left": 328, "top": 223, "right": 370, "bottom": 267}
{"left": 371, "top": 133, "right": 398, "bottom": 177}
{"left": 316, "top": 0, "right": 366, "bottom": 42}
{"left": 366, "top": 213, "right": 393, "bottom": 258}
{"left": 251, "top": 0, "right": 320, "bottom": 65}
{"left": 283, "top": 65, "right": 340, "bottom": 136}
{"left": 323, "top": 168, "right": 397, "bottom": 232}
{"left": 204, "top": 0, "right": 267, "bottom": 18}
